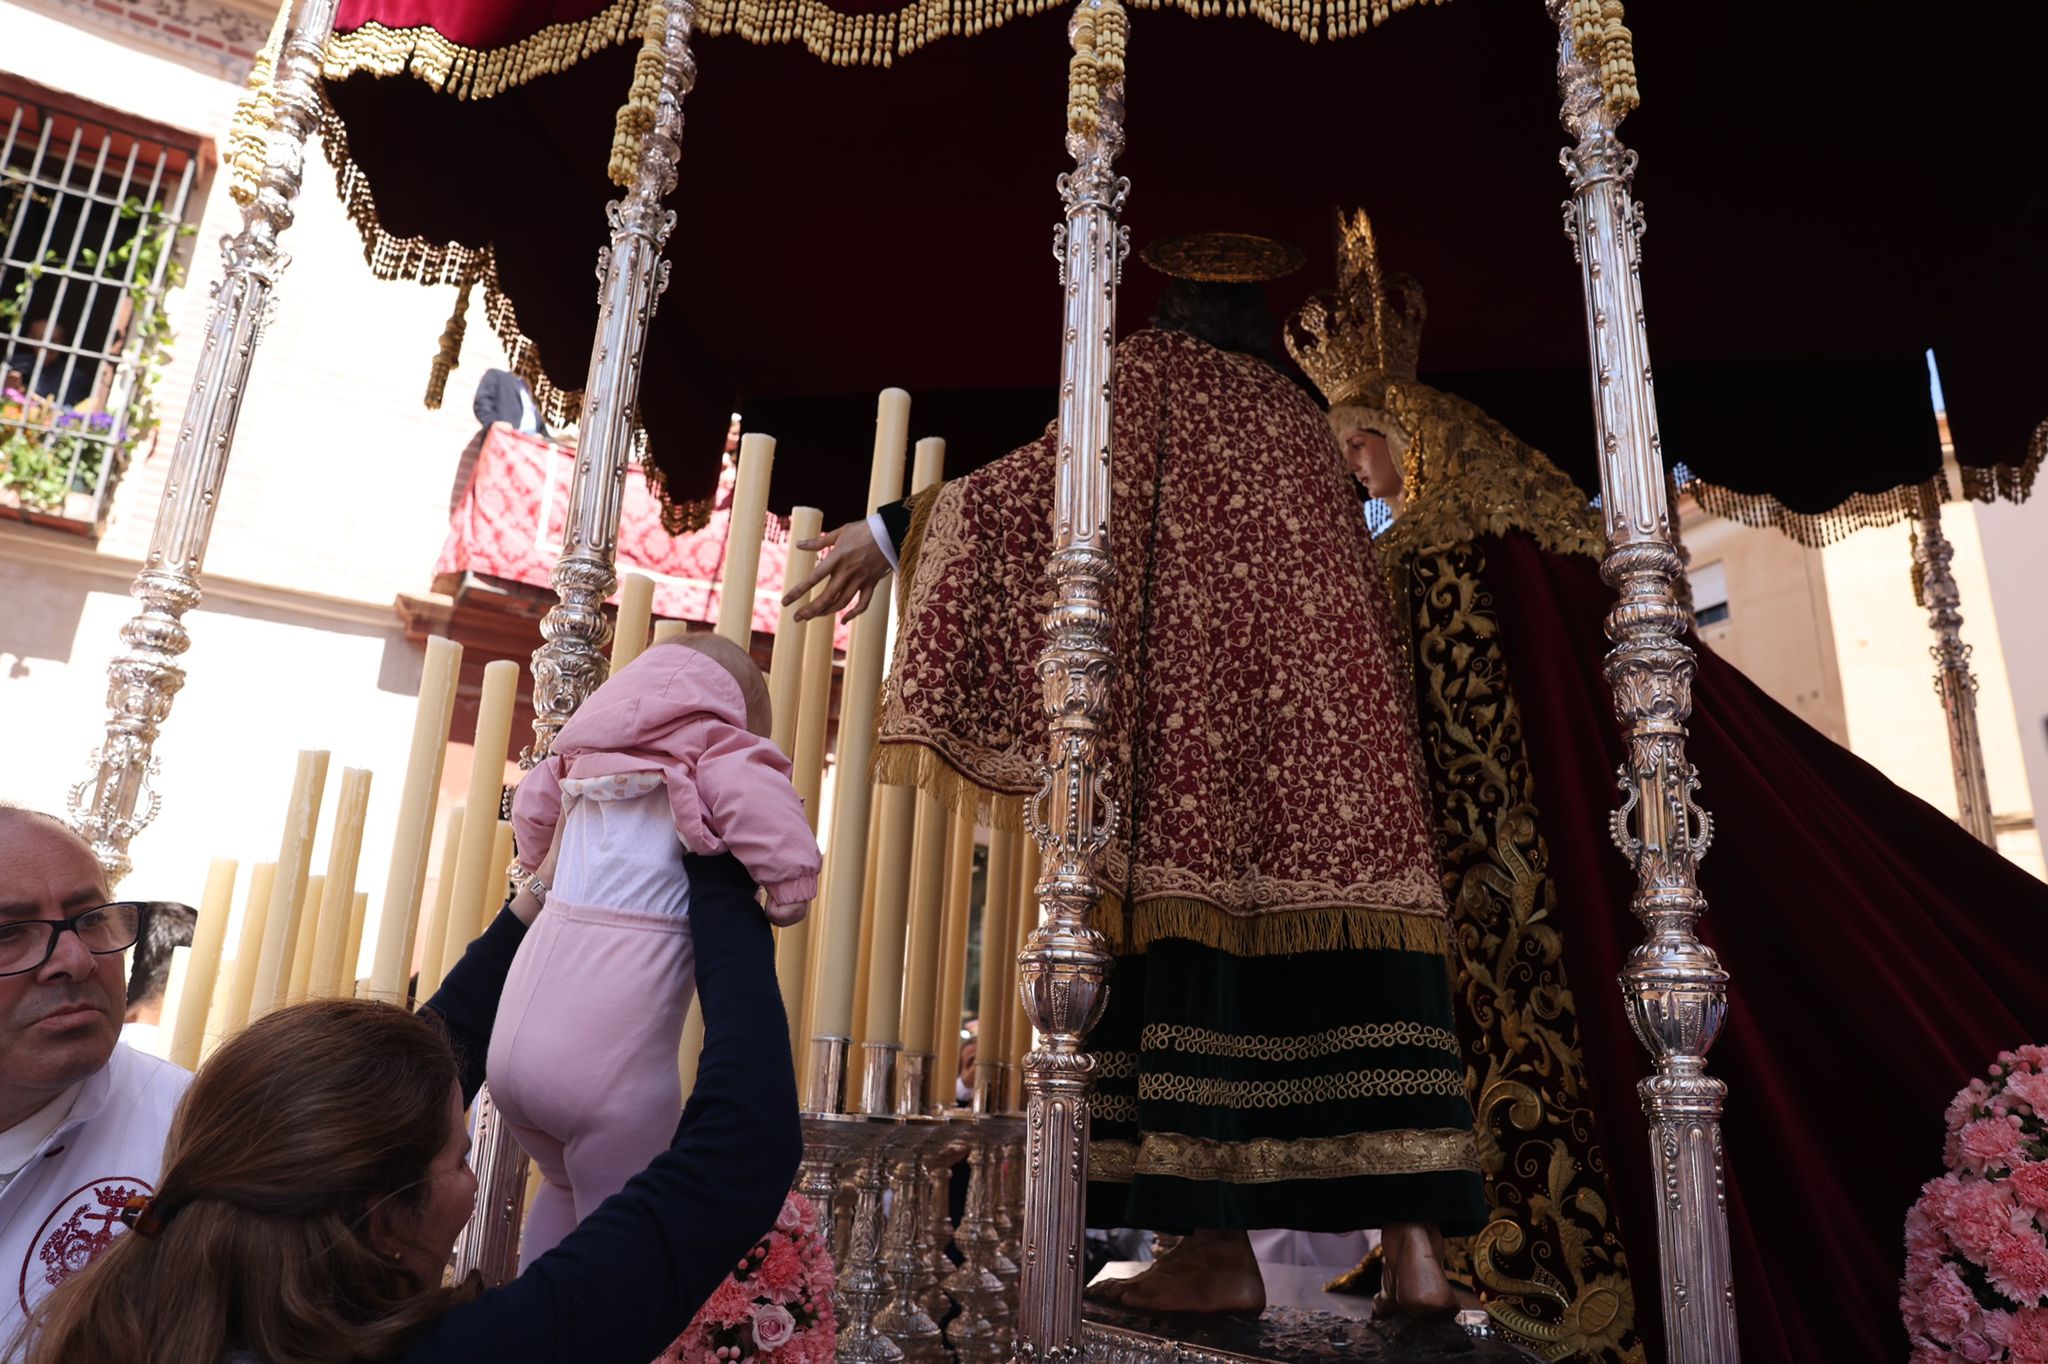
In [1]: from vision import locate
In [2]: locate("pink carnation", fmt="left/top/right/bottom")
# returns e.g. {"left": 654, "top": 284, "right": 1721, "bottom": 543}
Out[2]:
{"left": 1961, "top": 1119, "right": 2027, "bottom": 1176}
{"left": 1921, "top": 1262, "right": 1984, "bottom": 1340}
{"left": 1952, "top": 1181, "right": 2024, "bottom": 1261}
{"left": 1990, "top": 1231, "right": 2048, "bottom": 1307}
{"left": 776, "top": 1196, "right": 806, "bottom": 1236}
{"left": 2013, "top": 1306, "right": 2048, "bottom": 1364}
{"left": 2007, "top": 1070, "right": 2048, "bottom": 1115}
{"left": 703, "top": 1277, "right": 756, "bottom": 1329}
{"left": 2012, "top": 1164, "right": 2048, "bottom": 1216}
{"left": 756, "top": 1241, "right": 804, "bottom": 1296}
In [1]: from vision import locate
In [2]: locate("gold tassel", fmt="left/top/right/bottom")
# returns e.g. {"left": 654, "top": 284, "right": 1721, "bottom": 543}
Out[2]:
{"left": 608, "top": 0, "right": 670, "bottom": 187}
{"left": 227, "top": 0, "right": 292, "bottom": 210}
{"left": 1599, "top": 0, "right": 1639, "bottom": 115}
{"left": 424, "top": 272, "right": 474, "bottom": 410}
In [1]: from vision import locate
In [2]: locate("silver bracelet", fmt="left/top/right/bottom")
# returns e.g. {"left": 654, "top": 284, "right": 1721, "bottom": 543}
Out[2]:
{"left": 523, "top": 875, "right": 549, "bottom": 908}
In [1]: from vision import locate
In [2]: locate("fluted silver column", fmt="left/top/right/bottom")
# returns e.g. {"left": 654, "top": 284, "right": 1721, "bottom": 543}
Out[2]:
{"left": 67, "top": 0, "right": 339, "bottom": 883}
{"left": 1910, "top": 485, "right": 1998, "bottom": 846}
{"left": 1552, "top": 4, "right": 1739, "bottom": 1361}
{"left": 1015, "top": 1, "right": 1129, "bottom": 1356}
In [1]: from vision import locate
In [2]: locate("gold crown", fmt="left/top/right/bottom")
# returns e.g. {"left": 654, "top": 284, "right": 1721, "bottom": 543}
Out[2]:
{"left": 1284, "top": 208, "right": 1426, "bottom": 408}
{"left": 1139, "top": 232, "right": 1305, "bottom": 284}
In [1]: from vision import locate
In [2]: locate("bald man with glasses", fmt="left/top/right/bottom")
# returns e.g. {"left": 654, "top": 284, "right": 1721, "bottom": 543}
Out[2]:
{"left": 0, "top": 807, "right": 187, "bottom": 1352}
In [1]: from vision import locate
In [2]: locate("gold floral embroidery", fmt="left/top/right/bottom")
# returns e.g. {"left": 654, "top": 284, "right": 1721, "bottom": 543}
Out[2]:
{"left": 1140, "top": 1021, "right": 1460, "bottom": 1062}
{"left": 1138, "top": 1067, "right": 1465, "bottom": 1109}
{"left": 1396, "top": 539, "right": 1643, "bottom": 1364}
{"left": 1090, "top": 1127, "right": 1480, "bottom": 1186}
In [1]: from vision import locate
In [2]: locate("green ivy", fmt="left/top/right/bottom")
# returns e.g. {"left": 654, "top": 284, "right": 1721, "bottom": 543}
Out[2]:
{"left": 1, "top": 197, "right": 193, "bottom": 516}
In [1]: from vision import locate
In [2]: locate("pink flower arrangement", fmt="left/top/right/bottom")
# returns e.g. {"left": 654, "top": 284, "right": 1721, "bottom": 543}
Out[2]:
{"left": 666, "top": 1192, "right": 836, "bottom": 1364}
{"left": 1905, "top": 1046, "right": 2048, "bottom": 1362}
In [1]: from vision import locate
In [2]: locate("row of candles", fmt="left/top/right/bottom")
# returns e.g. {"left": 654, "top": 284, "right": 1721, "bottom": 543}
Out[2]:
{"left": 149, "top": 391, "right": 1038, "bottom": 1116}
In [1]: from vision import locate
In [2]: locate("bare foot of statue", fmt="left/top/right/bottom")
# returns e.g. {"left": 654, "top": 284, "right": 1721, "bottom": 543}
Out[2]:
{"left": 1374, "top": 1222, "right": 1456, "bottom": 1319}
{"left": 1086, "top": 1228, "right": 1267, "bottom": 1317}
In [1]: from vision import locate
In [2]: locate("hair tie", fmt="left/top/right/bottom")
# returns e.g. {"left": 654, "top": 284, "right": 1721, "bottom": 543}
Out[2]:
{"left": 119, "top": 1193, "right": 169, "bottom": 1239}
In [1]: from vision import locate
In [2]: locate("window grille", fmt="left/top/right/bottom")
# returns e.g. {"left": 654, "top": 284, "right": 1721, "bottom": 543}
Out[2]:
{"left": 0, "top": 84, "right": 201, "bottom": 527}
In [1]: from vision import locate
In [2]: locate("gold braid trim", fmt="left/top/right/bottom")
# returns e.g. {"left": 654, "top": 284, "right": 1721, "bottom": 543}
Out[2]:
{"left": 322, "top": 0, "right": 649, "bottom": 102}
{"left": 226, "top": 0, "right": 292, "bottom": 209}
{"left": 1109, "top": 897, "right": 1450, "bottom": 958}
{"left": 424, "top": 271, "right": 474, "bottom": 410}
{"left": 1090, "top": 1127, "right": 1481, "bottom": 1185}
{"left": 1141, "top": 1020, "right": 1461, "bottom": 1061}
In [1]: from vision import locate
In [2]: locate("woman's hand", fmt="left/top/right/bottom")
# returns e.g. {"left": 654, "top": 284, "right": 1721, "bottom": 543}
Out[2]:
{"left": 781, "top": 518, "right": 892, "bottom": 623}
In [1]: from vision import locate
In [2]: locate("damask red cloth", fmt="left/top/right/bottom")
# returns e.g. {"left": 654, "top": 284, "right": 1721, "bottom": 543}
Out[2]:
{"left": 877, "top": 329, "right": 1447, "bottom": 957}
{"left": 438, "top": 424, "right": 843, "bottom": 647}
{"left": 1484, "top": 533, "right": 2048, "bottom": 1364}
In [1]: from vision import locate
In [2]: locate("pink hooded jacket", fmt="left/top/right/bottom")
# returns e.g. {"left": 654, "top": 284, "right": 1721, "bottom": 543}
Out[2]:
{"left": 510, "top": 644, "right": 820, "bottom": 918}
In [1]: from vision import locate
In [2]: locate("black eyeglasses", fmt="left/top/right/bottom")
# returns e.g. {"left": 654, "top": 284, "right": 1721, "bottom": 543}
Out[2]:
{"left": 0, "top": 902, "right": 145, "bottom": 979}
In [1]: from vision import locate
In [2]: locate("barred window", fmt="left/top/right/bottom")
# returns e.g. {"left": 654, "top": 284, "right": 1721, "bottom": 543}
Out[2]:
{"left": 0, "top": 80, "right": 202, "bottom": 528}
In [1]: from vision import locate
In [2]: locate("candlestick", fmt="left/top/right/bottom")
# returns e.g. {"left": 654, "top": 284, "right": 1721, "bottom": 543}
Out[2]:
{"left": 810, "top": 389, "right": 909, "bottom": 1042}
{"left": 223, "top": 861, "right": 276, "bottom": 1034}
{"left": 933, "top": 808, "right": 974, "bottom": 1101}
{"left": 169, "top": 857, "right": 237, "bottom": 1069}
{"left": 441, "top": 660, "right": 517, "bottom": 983}
{"left": 650, "top": 620, "right": 691, "bottom": 647}
{"left": 611, "top": 573, "right": 655, "bottom": 671}
{"left": 899, "top": 794, "right": 948, "bottom": 1057}
{"left": 715, "top": 434, "right": 775, "bottom": 647}
{"left": 311, "top": 767, "right": 373, "bottom": 1000}
{"left": 287, "top": 875, "right": 326, "bottom": 1004}
{"left": 372, "top": 636, "right": 461, "bottom": 1003}
{"left": 416, "top": 805, "right": 465, "bottom": 1002}
{"left": 251, "top": 750, "right": 329, "bottom": 1018}
{"left": 863, "top": 785, "right": 918, "bottom": 1048}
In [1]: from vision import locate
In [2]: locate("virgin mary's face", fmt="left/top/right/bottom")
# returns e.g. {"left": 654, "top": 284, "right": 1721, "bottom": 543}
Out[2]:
{"left": 1339, "top": 425, "right": 1403, "bottom": 502}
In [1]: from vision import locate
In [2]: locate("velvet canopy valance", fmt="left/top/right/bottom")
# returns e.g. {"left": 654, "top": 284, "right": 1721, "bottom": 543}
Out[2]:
{"left": 305, "top": 0, "right": 2044, "bottom": 535}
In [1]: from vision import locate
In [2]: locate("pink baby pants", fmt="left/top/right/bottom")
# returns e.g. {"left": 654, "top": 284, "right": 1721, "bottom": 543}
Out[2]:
{"left": 486, "top": 900, "right": 695, "bottom": 1268}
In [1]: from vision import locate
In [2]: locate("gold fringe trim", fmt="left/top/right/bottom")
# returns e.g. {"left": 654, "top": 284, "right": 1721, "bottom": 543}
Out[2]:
{"left": 323, "top": 0, "right": 1452, "bottom": 86}
{"left": 1106, "top": 896, "right": 1451, "bottom": 959}
{"left": 322, "top": 0, "right": 650, "bottom": 102}
{"left": 1685, "top": 473, "right": 1949, "bottom": 549}
{"left": 1957, "top": 418, "right": 2045, "bottom": 506}
{"left": 873, "top": 741, "right": 1030, "bottom": 830}
{"left": 226, "top": 0, "right": 292, "bottom": 209}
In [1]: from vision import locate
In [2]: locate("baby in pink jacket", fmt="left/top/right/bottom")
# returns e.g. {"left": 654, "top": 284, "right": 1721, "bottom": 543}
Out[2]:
{"left": 491, "top": 634, "right": 819, "bottom": 1266}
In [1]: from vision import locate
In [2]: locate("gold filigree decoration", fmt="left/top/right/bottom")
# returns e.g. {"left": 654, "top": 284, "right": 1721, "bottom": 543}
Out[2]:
{"left": 1094, "top": 1093, "right": 1141, "bottom": 1124}
{"left": 1140, "top": 1020, "right": 1460, "bottom": 1062}
{"left": 1137, "top": 1066, "right": 1465, "bottom": 1109}
{"left": 1093, "top": 1050, "right": 1140, "bottom": 1080}
{"left": 1090, "top": 1126, "right": 1480, "bottom": 1186}
{"left": 1393, "top": 538, "right": 1643, "bottom": 1363}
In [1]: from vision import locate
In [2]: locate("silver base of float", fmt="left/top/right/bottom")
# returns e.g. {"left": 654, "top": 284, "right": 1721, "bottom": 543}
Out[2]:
{"left": 1078, "top": 1296, "right": 1538, "bottom": 1364}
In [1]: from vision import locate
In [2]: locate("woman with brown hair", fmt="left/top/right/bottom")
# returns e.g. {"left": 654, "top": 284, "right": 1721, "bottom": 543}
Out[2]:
{"left": 16, "top": 848, "right": 801, "bottom": 1364}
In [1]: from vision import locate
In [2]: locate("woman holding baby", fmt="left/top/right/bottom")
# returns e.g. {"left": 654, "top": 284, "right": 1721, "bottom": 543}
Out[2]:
{"left": 18, "top": 637, "right": 813, "bottom": 1364}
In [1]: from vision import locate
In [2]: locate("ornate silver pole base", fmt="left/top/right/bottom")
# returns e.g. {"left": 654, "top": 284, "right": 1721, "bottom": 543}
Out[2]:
{"left": 1910, "top": 485, "right": 1998, "bottom": 846}
{"left": 943, "top": 1114, "right": 1006, "bottom": 1364}
{"left": 875, "top": 1123, "right": 945, "bottom": 1363}
{"left": 839, "top": 1125, "right": 904, "bottom": 1364}
{"left": 1552, "top": 4, "right": 1738, "bottom": 1361}
{"left": 67, "top": 0, "right": 341, "bottom": 882}
{"left": 447, "top": 1083, "right": 527, "bottom": 1286}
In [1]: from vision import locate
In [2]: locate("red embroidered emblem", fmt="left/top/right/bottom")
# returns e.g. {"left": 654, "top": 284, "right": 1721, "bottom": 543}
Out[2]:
{"left": 18, "top": 1177, "right": 153, "bottom": 1312}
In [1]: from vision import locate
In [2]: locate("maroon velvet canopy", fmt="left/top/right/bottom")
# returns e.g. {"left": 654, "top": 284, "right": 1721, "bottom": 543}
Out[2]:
{"left": 319, "top": 0, "right": 2045, "bottom": 532}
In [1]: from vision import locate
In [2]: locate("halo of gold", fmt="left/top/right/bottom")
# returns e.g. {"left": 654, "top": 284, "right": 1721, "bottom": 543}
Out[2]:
{"left": 1139, "top": 232, "right": 1305, "bottom": 284}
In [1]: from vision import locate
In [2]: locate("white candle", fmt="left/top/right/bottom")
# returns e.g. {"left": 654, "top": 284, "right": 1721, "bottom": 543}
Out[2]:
{"left": 716, "top": 434, "right": 776, "bottom": 647}
{"left": 978, "top": 823, "right": 1018, "bottom": 1064}
{"left": 223, "top": 862, "right": 277, "bottom": 1034}
{"left": 169, "top": 857, "right": 237, "bottom": 1070}
{"left": 311, "top": 768, "right": 373, "bottom": 1000}
{"left": 251, "top": 751, "right": 330, "bottom": 1018}
{"left": 416, "top": 806, "right": 465, "bottom": 1002}
{"left": 372, "top": 637, "right": 461, "bottom": 1002}
{"left": 484, "top": 820, "right": 515, "bottom": 928}
{"left": 441, "top": 661, "right": 518, "bottom": 983}
{"left": 862, "top": 785, "right": 918, "bottom": 1051}
{"left": 651, "top": 620, "right": 690, "bottom": 647}
{"left": 900, "top": 793, "right": 948, "bottom": 1057}
{"left": 933, "top": 808, "right": 976, "bottom": 1098}
{"left": 344, "top": 891, "right": 371, "bottom": 997}
{"left": 612, "top": 573, "right": 656, "bottom": 672}
{"left": 153, "top": 946, "right": 191, "bottom": 1061}
{"left": 781, "top": 608, "right": 837, "bottom": 1074}
{"left": 287, "top": 875, "right": 326, "bottom": 1004}
{"left": 769, "top": 507, "right": 823, "bottom": 759}
{"left": 810, "top": 389, "right": 910, "bottom": 1044}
